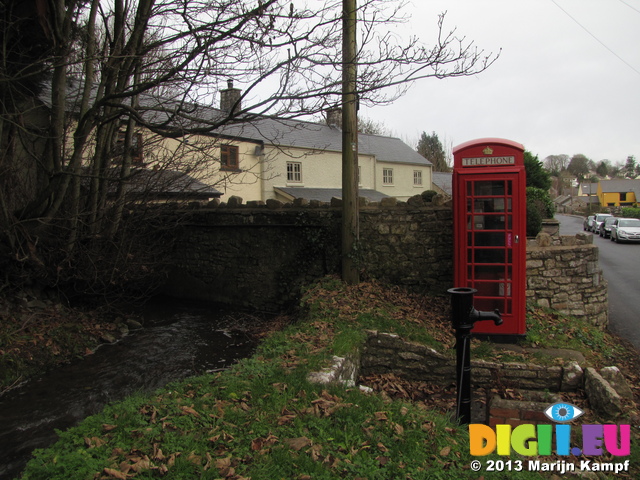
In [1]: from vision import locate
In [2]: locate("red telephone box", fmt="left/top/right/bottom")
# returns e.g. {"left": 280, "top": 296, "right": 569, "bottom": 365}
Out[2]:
{"left": 452, "top": 138, "right": 526, "bottom": 335}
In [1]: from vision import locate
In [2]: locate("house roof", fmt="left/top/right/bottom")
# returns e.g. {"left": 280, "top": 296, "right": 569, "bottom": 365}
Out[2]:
{"left": 46, "top": 78, "right": 430, "bottom": 168}
{"left": 573, "top": 196, "right": 600, "bottom": 205}
{"left": 553, "top": 195, "right": 572, "bottom": 206}
{"left": 92, "top": 168, "right": 222, "bottom": 199}
{"left": 275, "top": 187, "right": 388, "bottom": 203}
{"left": 431, "top": 172, "right": 452, "bottom": 196}
{"left": 580, "top": 183, "right": 599, "bottom": 195}
{"left": 216, "top": 117, "right": 431, "bottom": 167}
{"left": 598, "top": 179, "right": 640, "bottom": 195}
{"left": 134, "top": 169, "right": 222, "bottom": 198}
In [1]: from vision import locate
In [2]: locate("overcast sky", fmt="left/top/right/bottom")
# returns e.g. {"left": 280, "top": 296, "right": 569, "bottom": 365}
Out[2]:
{"left": 360, "top": 0, "right": 640, "bottom": 165}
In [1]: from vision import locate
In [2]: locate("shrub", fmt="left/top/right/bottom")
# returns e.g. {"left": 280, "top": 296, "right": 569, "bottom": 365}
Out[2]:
{"left": 526, "top": 187, "right": 554, "bottom": 237}
{"left": 621, "top": 207, "right": 640, "bottom": 219}
{"left": 420, "top": 190, "right": 438, "bottom": 202}
{"left": 526, "top": 200, "right": 543, "bottom": 237}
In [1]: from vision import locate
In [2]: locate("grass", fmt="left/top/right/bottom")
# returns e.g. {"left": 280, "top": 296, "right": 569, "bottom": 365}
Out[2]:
{"left": 18, "top": 276, "right": 639, "bottom": 479}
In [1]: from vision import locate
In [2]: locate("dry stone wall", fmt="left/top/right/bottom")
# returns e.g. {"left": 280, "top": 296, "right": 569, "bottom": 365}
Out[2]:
{"left": 361, "top": 331, "right": 577, "bottom": 392}
{"left": 526, "top": 232, "right": 608, "bottom": 327}
{"left": 165, "top": 196, "right": 453, "bottom": 311}
{"left": 165, "top": 199, "right": 607, "bottom": 326}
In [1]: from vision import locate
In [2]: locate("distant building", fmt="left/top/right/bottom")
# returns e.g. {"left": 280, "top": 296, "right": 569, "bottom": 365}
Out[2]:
{"left": 209, "top": 84, "right": 433, "bottom": 202}
{"left": 30, "top": 79, "right": 434, "bottom": 205}
{"left": 578, "top": 182, "right": 599, "bottom": 197}
{"left": 597, "top": 179, "right": 640, "bottom": 207}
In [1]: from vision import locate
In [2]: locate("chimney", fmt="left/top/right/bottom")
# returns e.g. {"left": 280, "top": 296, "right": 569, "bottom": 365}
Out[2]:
{"left": 220, "top": 79, "right": 242, "bottom": 114}
{"left": 326, "top": 107, "right": 342, "bottom": 129}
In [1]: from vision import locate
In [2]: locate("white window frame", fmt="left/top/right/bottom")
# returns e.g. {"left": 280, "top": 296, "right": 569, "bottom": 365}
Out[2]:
{"left": 383, "top": 168, "right": 394, "bottom": 185}
{"left": 413, "top": 170, "right": 423, "bottom": 187}
{"left": 287, "top": 161, "right": 302, "bottom": 183}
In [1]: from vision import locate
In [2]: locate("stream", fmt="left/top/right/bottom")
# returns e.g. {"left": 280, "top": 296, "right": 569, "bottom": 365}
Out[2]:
{"left": 0, "top": 298, "right": 260, "bottom": 480}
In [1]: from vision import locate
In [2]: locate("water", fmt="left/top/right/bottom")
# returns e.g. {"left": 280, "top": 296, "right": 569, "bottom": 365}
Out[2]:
{"left": 0, "top": 298, "right": 260, "bottom": 479}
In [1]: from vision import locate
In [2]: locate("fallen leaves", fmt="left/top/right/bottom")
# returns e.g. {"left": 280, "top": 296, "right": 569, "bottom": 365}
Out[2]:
{"left": 179, "top": 405, "right": 200, "bottom": 417}
{"left": 284, "top": 436, "right": 312, "bottom": 451}
{"left": 251, "top": 433, "right": 278, "bottom": 454}
{"left": 303, "top": 390, "right": 352, "bottom": 417}
{"left": 84, "top": 436, "right": 106, "bottom": 449}
{"left": 103, "top": 467, "right": 127, "bottom": 479}
{"left": 301, "top": 277, "right": 453, "bottom": 347}
{"left": 360, "top": 373, "right": 458, "bottom": 414}
{"left": 103, "top": 449, "right": 178, "bottom": 478}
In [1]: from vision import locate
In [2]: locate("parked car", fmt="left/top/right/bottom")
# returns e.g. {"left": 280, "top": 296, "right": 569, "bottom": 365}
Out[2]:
{"left": 610, "top": 217, "right": 640, "bottom": 243}
{"left": 583, "top": 215, "right": 594, "bottom": 231}
{"left": 599, "top": 216, "right": 617, "bottom": 238}
{"left": 592, "top": 213, "right": 613, "bottom": 233}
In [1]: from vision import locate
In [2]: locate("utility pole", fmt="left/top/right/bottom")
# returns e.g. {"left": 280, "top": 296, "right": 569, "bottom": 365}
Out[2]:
{"left": 341, "top": 0, "right": 359, "bottom": 284}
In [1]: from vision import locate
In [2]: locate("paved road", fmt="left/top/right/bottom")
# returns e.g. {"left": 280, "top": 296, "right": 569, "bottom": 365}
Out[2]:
{"left": 556, "top": 214, "right": 640, "bottom": 350}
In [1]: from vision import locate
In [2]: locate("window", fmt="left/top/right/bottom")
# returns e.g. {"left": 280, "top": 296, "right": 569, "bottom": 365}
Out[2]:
{"left": 414, "top": 170, "right": 423, "bottom": 186}
{"left": 221, "top": 144, "right": 239, "bottom": 170}
{"left": 383, "top": 168, "right": 393, "bottom": 185}
{"left": 620, "top": 192, "right": 627, "bottom": 201}
{"left": 115, "top": 131, "right": 144, "bottom": 164}
{"left": 287, "top": 162, "right": 302, "bottom": 182}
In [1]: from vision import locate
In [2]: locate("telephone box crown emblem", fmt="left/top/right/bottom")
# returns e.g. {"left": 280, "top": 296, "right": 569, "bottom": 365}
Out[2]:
{"left": 483, "top": 146, "right": 494, "bottom": 155}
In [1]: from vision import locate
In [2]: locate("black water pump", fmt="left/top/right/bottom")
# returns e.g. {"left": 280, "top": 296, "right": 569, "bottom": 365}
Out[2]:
{"left": 447, "top": 287, "right": 503, "bottom": 424}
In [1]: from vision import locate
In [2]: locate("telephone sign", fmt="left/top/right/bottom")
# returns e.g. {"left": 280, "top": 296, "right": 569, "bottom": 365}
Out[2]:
{"left": 452, "top": 138, "right": 526, "bottom": 335}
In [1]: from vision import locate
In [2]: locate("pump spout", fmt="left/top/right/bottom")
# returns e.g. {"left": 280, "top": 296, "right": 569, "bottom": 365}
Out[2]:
{"left": 469, "top": 308, "right": 503, "bottom": 326}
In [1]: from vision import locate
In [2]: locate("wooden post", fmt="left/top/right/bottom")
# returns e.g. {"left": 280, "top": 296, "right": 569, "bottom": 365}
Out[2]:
{"left": 341, "top": 0, "right": 359, "bottom": 284}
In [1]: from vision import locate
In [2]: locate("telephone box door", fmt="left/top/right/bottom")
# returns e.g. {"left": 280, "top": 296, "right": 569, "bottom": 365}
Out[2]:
{"left": 453, "top": 139, "right": 526, "bottom": 335}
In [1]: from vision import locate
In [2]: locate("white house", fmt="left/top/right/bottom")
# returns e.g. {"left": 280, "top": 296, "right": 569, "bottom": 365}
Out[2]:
{"left": 50, "top": 79, "right": 433, "bottom": 203}
{"left": 201, "top": 83, "right": 433, "bottom": 203}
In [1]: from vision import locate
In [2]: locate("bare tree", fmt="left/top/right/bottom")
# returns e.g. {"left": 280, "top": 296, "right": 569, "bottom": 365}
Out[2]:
{"left": 1, "top": 0, "right": 498, "bottom": 295}
{"left": 543, "top": 154, "right": 570, "bottom": 175}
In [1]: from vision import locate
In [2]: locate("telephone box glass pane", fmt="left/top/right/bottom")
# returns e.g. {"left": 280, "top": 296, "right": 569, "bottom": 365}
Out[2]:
{"left": 474, "top": 199, "right": 506, "bottom": 213}
{"left": 474, "top": 181, "right": 505, "bottom": 196}
{"left": 463, "top": 177, "right": 516, "bottom": 318}
{"left": 474, "top": 249, "right": 505, "bottom": 263}
{"left": 475, "top": 232, "right": 505, "bottom": 246}
{"left": 475, "top": 298, "right": 512, "bottom": 315}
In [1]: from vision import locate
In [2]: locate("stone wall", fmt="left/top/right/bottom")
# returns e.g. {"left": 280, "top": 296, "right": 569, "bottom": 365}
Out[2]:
{"left": 360, "top": 331, "right": 583, "bottom": 392}
{"left": 165, "top": 198, "right": 607, "bottom": 326}
{"left": 164, "top": 196, "right": 453, "bottom": 311}
{"left": 526, "top": 233, "right": 608, "bottom": 327}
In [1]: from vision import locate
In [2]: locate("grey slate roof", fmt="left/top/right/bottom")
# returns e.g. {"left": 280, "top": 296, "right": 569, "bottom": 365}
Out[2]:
{"left": 598, "top": 179, "right": 640, "bottom": 195}
{"left": 580, "top": 183, "right": 599, "bottom": 195}
{"left": 47, "top": 78, "right": 430, "bottom": 168}
{"left": 217, "top": 117, "right": 431, "bottom": 166}
{"left": 553, "top": 195, "right": 572, "bottom": 206}
{"left": 432, "top": 172, "right": 452, "bottom": 196}
{"left": 275, "top": 187, "right": 388, "bottom": 203}
{"left": 91, "top": 168, "right": 222, "bottom": 199}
